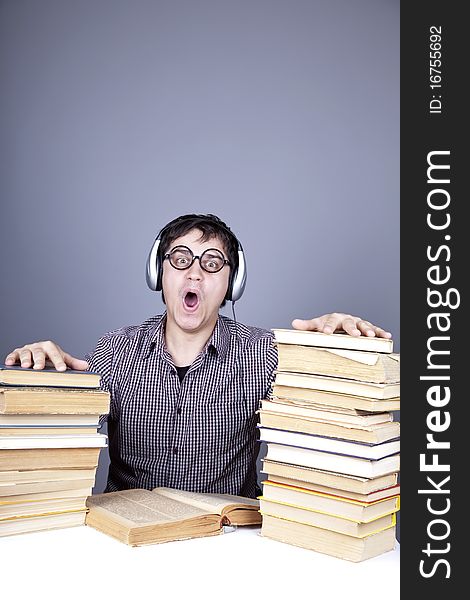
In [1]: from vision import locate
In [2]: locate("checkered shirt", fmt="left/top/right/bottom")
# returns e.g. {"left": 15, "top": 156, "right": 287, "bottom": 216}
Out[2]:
{"left": 86, "top": 313, "right": 277, "bottom": 498}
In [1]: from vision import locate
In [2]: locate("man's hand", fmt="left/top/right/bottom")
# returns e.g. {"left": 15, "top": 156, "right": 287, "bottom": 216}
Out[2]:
{"left": 292, "top": 313, "right": 392, "bottom": 338}
{"left": 4, "top": 341, "right": 89, "bottom": 372}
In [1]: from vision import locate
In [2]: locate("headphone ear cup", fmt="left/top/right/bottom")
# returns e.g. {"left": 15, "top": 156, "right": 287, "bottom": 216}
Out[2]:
{"left": 146, "top": 238, "right": 161, "bottom": 291}
{"left": 227, "top": 247, "right": 247, "bottom": 302}
{"left": 155, "top": 252, "right": 163, "bottom": 291}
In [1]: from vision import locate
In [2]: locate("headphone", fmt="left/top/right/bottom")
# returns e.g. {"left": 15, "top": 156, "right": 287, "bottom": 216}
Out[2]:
{"left": 146, "top": 216, "right": 247, "bottom": 302}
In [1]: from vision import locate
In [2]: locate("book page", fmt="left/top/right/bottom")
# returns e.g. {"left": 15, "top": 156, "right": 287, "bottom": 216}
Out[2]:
{"left": 86, "top": 489, "right": 215, "bottom": 526}
{"left": 323, "top": 349, "right": 380, "bottom": 365}
{"left": 152, "top": 487, "right": 259, "bottom": 514}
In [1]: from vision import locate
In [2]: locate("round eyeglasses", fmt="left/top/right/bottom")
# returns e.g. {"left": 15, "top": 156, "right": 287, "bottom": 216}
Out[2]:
{"left": 164, "top": 245, "right": 231, "bottom": 273}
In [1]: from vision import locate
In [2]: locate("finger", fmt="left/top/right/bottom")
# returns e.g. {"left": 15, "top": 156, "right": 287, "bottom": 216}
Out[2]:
{"left": 18, "top": 348, "right": 34, "bottom": 368}
{"left": 340, "top": 317, "right": 363, "bottom": 337}
{"left": 294, "top": 314, "right": 345, "bottom": 335}
{"left": 4, "top": 350, "right": 21, "bottom": 365}
{"left": 31, "top": 348, "right": 48, "bottom": 370}
{"left": 41, "top": 344, "right": 68, "bottom": 371}
{"left": 370, "top": 326, "right": 392, "bottom": 339}
{"left": 351, "top": 319, "right": 375, "bottom": 337}
{"left": 320, "top": 314, "right": 346, "bottom": 335}
{"left": 291, "top": 318, "right": 323, "bottom": 331}
{"left": 62, "top": 353, "right": 89, "bottom": 371}
{"left": 356, "top": 321, "right": 392, "bottom": 338}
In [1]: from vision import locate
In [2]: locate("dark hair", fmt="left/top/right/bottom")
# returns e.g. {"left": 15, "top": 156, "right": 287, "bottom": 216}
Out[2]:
{"left": 158, "top": 213, "right": 240, "bottom": 306}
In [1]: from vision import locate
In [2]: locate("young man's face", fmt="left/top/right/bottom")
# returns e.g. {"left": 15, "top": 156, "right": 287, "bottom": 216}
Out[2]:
{"left": 162, "top": 228, "right": 231, "bottom": 334}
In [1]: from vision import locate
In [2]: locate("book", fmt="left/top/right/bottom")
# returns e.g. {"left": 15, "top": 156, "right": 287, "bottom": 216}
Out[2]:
{"left": 260, "top": 399, "right": 394, "bottom": 425}
{"left": 264, "top": 443, "right": 400, "bottom": 478}
{"left": 85, "top": 487, "right": 262, "bottom": 546}
{"left": 0, "top": 365, "right": 101, "bottom": 389}
{"left": 272, "top": 385, "right": 400, "bottom": 412}
{"left": 0, "top": 434, "right": 108, "bottom": 450}
{"left": 259, "top": 408, "right": 400, "bottom": 444}
{"left": 0, "top": 414, "right": 101, "bottom": 426}
{"left": 0, "top": 468, "right": 97, "bottom": 484}
{"left": 0, "top": 477, "right": 96, "bottom": 497}
{"left": 260, "top": 513, "right": 396, "bottom": 561}
{"left": 0, "top": 386, "right": 110, "bottom": 415}
{"left": 274, "top": 372, "right": 400, "bottom": 400}
{"left": 262, "top": 475, "right": 400, "bottom": 503}
{"left": 259, "top": 498, "right": 397, "bottom": 537}
{"left": 0, "top": 427, "right": 99, "bottom": 436}
{"left": 0, "top": 370, "right": 108, "bottom": 539}
{"left": 0, "top": 497, "right": 88, "bottom": 520}
{"left": 0, "top": 511, "right": 86, "bottom": 538}
{"left": 0, "top": 486, "right": 92, "bottom": 504}
{"left": 276, "top": 345, "right": 400, "bottom": 384}
{"left": 261, "top": 459, "right": 399, "bottom": 494}
{"left": 261, "top": 481, "right": 400, "bottom": 522}
{"left": 272, "top": 329, "right": 394, "bottom": 353}
{"left": 0, "top": 447, "right": 102, "bottom": 470}
{"left": 258, "top": 427, "right": 400, "bottom": 460}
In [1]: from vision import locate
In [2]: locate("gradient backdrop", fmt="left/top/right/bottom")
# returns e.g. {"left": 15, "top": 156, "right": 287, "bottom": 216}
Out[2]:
{"left": 0, "top": 0, "right": 399, "bottom": 530}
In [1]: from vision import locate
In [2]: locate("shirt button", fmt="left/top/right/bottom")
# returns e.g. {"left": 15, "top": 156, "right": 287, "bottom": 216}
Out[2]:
{"left": 173, "top": 448, "right": 178, "bottom": 455}
{"left": 176, "top": 408, "right": 182, "bottom": 415}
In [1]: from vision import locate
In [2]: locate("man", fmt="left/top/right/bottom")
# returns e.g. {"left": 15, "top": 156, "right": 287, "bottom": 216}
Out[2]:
{"left": 4, "top": 214, "right": 392, "bottom": 498}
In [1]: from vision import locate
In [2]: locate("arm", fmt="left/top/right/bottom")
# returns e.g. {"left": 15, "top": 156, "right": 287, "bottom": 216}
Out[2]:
{"left": 292, "top": 313, "right": 392, "bottom": 338}
{"left": 4, "top": 341, "right": 89, "bottom": 371}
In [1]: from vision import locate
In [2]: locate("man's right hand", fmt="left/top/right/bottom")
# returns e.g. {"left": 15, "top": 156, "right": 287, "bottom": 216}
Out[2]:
{"left": 4, "top": 341, "right": 89, "bottom": 372}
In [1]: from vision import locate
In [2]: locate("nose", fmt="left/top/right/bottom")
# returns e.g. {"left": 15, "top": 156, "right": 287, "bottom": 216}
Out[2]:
{"left": 186, "top": 257, "right": 204, "bottom": 280}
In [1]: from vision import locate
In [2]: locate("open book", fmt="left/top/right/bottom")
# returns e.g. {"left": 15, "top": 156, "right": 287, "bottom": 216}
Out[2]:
{"left": 85, "top": 487, "right": 261, "bottom": 546}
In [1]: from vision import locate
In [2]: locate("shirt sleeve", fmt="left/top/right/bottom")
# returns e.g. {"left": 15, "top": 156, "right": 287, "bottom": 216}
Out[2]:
{"left": 84, "top": 333, "right": 116, "bottom": 423}
{"left": 84, "top": 334, "right": 114, "bottom": 394}
{"left": 264, "top": 335, "right": 278, "bottom": 399}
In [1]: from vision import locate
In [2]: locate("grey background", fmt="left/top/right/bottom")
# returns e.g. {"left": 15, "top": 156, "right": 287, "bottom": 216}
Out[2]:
{"left": 0, "top": 0, "right": 399, "bottom": 531}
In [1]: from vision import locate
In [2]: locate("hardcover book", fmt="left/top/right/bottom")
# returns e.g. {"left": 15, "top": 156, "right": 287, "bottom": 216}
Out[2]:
{"left": 259, "top": 407, "right": 400, "bottom": 444}
{"left": 274, "top": 372, "right": 400, "bottom": 400}
{"left": 260, "top": 398, "right": 394, "bottom": 425}
{"left": 0, "top": 386, "right": 110, "bottom": 415}
{"left": 259, "top": 498, "right": 397, "bottom": 538}
{"left": 0, "top": 365, "right": 101, "bottom": 389}
{"left": 258, "top": 426, "right": 400, "bottom": 460}
{"left": 272, "top": 384, "right": 400, "bottom": 412}
{"left": 262, "top": 475, "right": 400, "bottom": 503}
{"left": 263, "top": 443, "right": 400, "bottom": 478}
{"left": 260, "top": 513, "right": 396, "bottom": 562}
{"left": 275, "top": 344, "right": 400, "bottom": 384}
{"left": 261, "top": 459, "right": 399, "bottom": 494}
{"left": 0, "top": 447, "right": 103, "bottom": 471}
{"left": 271, "top": 329, "right": 394, "bottom": 353}
{"left": 85, "top": 487, "right": 262, "bottom": 546}
{"left": 260, "top": 480, "right": 400, "bottom": 522}
{"left": 0, "top": 511, "right": 86, "bottom": 538}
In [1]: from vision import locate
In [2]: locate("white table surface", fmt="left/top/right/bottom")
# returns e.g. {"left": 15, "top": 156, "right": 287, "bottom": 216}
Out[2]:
{"left": 1, "top": 523, "right": 400, "bottom": 600}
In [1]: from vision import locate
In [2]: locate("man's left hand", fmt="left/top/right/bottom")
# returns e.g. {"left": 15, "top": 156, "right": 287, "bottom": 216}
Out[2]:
{"left": 292, "top": 313, "right": 392, "bottom": 338}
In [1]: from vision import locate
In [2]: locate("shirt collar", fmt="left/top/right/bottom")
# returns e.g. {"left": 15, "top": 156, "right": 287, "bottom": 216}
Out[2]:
{"left": 207, "top": 315, "right": 231, "bottom": 361}
{"left": 143, "top": 313, "right": 167, "bottom": 359}
{"left": 144, "top": 313, "right": 230, "bottom": 362}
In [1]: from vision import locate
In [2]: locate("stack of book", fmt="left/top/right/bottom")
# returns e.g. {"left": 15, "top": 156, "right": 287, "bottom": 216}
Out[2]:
{"left": 0, "top": 365, "right": 110, "bottom": 538}
{"left": 258, "top": 329, "right": 400, "bottom": 562}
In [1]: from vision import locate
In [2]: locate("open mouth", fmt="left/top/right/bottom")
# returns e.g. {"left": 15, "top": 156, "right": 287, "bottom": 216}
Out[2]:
{"left": 183, "top": 291, "right": 200, "bottom": 310}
